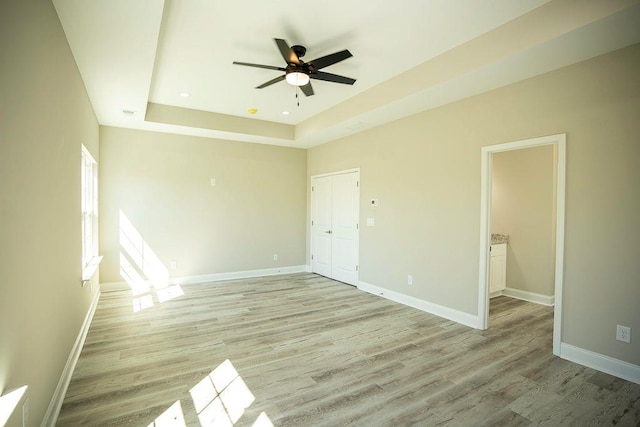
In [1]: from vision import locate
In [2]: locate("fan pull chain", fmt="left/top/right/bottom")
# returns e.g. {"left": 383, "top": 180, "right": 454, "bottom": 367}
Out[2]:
{"left": 296, "top": 86, "right": 300, "bottom": 107}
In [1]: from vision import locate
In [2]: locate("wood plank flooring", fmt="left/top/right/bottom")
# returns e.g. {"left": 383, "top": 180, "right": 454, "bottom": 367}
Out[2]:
{"left": 58, "top": 273, "right": 640, "bottom": 426}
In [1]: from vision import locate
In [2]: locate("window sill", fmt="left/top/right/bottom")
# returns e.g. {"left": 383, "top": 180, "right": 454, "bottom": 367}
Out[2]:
{"left": 82, "top": 256, "right": 103, "bottom": 284}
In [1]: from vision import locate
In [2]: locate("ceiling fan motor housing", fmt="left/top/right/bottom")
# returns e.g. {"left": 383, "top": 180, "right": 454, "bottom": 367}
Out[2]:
{"left": 291, "top": 45, "right": 307, "bottom": 59}
{"left": 286, "top": 63, "right": 312, "bottom": 75}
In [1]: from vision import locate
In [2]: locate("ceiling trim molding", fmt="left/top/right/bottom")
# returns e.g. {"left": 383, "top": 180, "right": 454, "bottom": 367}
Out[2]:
{"left": 146, "top": 103, "right": 294, "bottom": 140}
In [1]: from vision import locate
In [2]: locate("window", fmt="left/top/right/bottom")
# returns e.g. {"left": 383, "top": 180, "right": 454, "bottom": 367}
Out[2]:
{"left": 81, "top": 145, "right": 98, "bottom": 269}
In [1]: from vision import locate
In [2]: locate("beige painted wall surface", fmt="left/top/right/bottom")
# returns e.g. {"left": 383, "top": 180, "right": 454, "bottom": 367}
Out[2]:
{"left": 307, "top": 43, "right": 640, "bottom": 365}
{"left": 0, "top": 1, "right": 100, "bottom": 425}
{"left": 492, "top": 146, "right": 556, "bottom": 296}
{"left": 99, "top": 127, "right": 306, "bottom": 284}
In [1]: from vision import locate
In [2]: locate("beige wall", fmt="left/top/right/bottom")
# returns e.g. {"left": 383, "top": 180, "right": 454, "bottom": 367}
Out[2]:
{"left": 0, "top": 0, "right": 99, "bottom": 425}
{"left": 99, "top": 127, "right": 306, "bottom": 284}
{"left": 307, "top": 43, "right": 640, "bottom": 365}
{"left": 492, "top": 146, "right": 556, "bottom": 296}
{"left": 1, "top": 7, "right": 638, "bottom": 426}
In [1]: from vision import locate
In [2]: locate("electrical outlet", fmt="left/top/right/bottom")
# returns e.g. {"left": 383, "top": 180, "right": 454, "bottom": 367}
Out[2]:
{"left": 407, "top": 275, "right": 413, "bottom": 285}
{"left": 210, "top": 178, "right": 216, "bottom": 186}
{"left": 170, "top": 260, "right": 177, "bottom": 270}
{"left": 616, "top": 325, "right": 631, "bottom": 343}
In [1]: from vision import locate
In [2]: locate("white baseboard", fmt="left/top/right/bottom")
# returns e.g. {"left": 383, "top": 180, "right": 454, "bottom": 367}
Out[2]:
{"left": 305, "top": 264, "right": 312, "bottom": 273}
{"left": 560, "top": 343, "right": 640, "bottom": 385}
{"left": 99, "top": 282, "right": 128, "bottom": 292}
{"left": 41, "top": 288, "right": 101, "bottom": 427}
{"left": 489, "top": 290, "right": 503, "bottom": 299}
{"left": 101, "top": 265, "right": 308, "bottom": 292}
{"left": 502, "top": 287, "right": 555, "bottom": 306}
{"left": 358, "top": 281, "right": 480, "bottom": 329}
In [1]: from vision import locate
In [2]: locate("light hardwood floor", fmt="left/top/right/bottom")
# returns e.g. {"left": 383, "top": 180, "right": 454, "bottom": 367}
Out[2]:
{"left": 58, "top": 273, "right": 640, "bottom": 426}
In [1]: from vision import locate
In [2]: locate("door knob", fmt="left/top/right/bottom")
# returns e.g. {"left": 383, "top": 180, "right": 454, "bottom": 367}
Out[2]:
{"left": 325, "top": 230, "right": 332, "bottom": 234}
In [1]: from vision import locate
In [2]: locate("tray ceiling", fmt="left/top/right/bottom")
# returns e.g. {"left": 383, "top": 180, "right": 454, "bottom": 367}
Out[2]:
{"left": 52, "top": 0, "right": 640, "bottom": 148}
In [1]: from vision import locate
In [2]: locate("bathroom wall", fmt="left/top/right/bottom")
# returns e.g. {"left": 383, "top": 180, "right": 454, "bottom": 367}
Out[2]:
{"left": 492, "top": 145, "right": 556, "bottom": 296}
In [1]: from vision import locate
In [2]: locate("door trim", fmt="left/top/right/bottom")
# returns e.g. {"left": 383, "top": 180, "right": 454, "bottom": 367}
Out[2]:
{"left": 311, "top": 167, "right": 360, "bottom": 179}
{"left": 310, "top": 168, "right": 360, "bottom": 285}
{"left": 478, "top": 134, "right": 566, "bottom": 356}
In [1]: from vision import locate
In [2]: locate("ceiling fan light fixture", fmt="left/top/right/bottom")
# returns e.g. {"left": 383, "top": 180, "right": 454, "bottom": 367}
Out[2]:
{"left": 285, "top": 71, "right": 309, "bottom": 86}
{"left": 233, "top": 38, "right": 355, "bottom": 97}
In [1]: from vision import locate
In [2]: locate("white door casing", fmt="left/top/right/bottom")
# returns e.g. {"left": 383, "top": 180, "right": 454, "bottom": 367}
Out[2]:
{"left": 311, "top": 170, "right": 360, "bottom": 285}
{"left": 478, "top": 133, "right": 566, "bottom": 356}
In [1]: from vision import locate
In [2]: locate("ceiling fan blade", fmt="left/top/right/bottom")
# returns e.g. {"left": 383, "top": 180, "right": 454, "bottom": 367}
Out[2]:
{"left": 300, "top": 82, "right": 314, "bottom": 97}
{"left": 308, "top": 49, "right": 352, "bottom": 70}
{"left": 311, "top": 71, "right": 356, "bottom": 85}
{"left": 256, "top": 75, "right": 285, "bottom": 89}
{"left": 274, "top": 38, "right": 299, "bottom": 65}
{"left": 233, "top": 61, "right": 285, "bottom": 71}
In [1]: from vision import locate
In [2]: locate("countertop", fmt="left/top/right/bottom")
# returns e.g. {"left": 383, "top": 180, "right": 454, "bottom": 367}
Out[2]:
{"left": 491, "top": 233, "right": 509, "bottom": 245}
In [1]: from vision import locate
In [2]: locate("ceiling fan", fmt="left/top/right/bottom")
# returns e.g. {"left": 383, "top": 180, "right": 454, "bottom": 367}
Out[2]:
{"left": 233, "top": 38, "right": 356, "bottom": 97}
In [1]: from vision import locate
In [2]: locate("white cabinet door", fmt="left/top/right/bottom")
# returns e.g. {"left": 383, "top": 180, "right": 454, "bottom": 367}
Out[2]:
{"left": 311, "top": 172, "right": 360, "bottom": 285}
{"left": 489, "top": 244, "right": 507, "bottom": 293}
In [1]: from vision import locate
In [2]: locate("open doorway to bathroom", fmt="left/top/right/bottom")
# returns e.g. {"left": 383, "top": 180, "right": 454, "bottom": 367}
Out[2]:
{"left": 477, "top": 134, "right": 566, "bottom": 356}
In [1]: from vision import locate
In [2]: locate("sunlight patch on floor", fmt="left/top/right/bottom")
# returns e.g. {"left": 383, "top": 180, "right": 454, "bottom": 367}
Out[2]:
{"left": 147, "top": 400, "right": 185, "bottom": 427}
{"left": 251, "top": 412, "right": 274, "bottom": 427}
{"left": 188, "top": 359, "right": 271, "bottom": 426}
{"left": 0, "top": 385, "right": 28, "bottom": 426}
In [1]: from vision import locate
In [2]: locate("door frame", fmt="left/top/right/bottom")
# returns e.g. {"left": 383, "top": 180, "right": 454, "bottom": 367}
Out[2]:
{"left": 310, "top": 168, "right": 360, "bottom": 284}
{"left": 477, "top": 134, "right": 566, "bottom": 356}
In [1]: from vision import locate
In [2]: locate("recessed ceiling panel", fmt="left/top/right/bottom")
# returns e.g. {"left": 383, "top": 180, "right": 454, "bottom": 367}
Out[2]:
{"left": 149, "top": 0, "right": 550, "bottom": 124}
{"left": 54, "top": 0, "right": 640, "bottom": 147}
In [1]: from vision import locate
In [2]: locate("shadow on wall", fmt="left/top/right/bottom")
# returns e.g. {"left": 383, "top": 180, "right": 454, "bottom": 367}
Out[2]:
{"left": 119, "top": 209, "right": 184, "bottom": 312}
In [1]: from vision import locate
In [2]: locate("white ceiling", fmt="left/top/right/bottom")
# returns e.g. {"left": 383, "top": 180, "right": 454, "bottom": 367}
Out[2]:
{"left": 52, "top": 0, "right": 640, "bottom": 148}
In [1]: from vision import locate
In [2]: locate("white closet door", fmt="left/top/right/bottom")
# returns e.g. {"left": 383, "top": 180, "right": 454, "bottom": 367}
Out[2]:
{"left": 311, "top": 171, "right": 359, "bottom": 285}
{"left": 312, "top": 175, "right": 332, "bottom": 278}
{"left": 329, "top": 172, "right": 359, "bottom": 284}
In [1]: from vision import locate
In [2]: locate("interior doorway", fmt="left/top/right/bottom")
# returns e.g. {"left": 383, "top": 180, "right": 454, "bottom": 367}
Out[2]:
{"left": 311, "top": 169, "right": 360, "bottom": 286}
{"left": 477, "top": 134, "right": 566, "bottom": 356}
